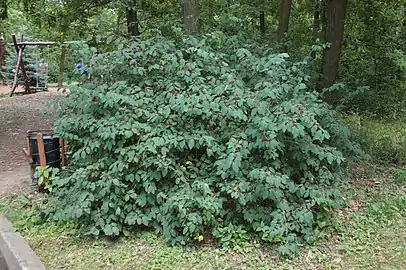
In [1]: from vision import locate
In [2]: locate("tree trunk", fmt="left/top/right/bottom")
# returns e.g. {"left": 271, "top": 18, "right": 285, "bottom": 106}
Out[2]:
{"left": 0, "top": 0, "right": 7, "bottom": 20}
{"left": 116, "top": 8, "right": 124, "bottom": 34}
{"left": 58, "top": 47, "right": 67, "bottom": 87}
{"left": 316, "top": 0, "right": 348, "bottom": 95}
{"left": 402, "top": 4, "right": 406, "bottom": 41}
{"left": 260, "top": 11, "right": 265, "bottom": 35}
{"left": 125, "top": 0, "right": 139, "bottom": 36}
{"left": 311, "top": 0, "right": 321, "bottom": 58}
{"left": 182, "top": 0, "right": 199, "bottom": 34}
{"left": 0, "top": 35, "right": 6, "bottom": 85}
{"left": 277, "top": 0, "right": 293, "bottom": 41}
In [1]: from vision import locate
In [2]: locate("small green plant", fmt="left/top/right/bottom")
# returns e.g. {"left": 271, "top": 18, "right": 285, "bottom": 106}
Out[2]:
{"left": 34, "top": 166, "right": 60, "bottom": 192}
{"left": 395, "top": 169, "right": 406, "bottom": 185}
{"left": 213, "top": 224, "right": 251, "bottom": 252}
{"left": 366, "top": 196, "right": 406, "bottom": 222}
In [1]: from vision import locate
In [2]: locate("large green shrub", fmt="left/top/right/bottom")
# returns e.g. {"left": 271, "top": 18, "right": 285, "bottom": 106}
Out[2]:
{"left": 45, "top": 33, "right": 361, "bottom": 255}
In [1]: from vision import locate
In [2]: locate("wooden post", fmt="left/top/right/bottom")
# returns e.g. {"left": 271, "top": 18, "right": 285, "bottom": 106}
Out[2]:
{"left": 37, "top": 133, "right": 47, "bottom": 166}
{"left": 10, "top": 46, "right": 23, "bottom": 97}
{"left": 19, "top": 35, "right": 31, "bottom": 94}
{"left": 60, "top": 138, "right": 66, "bottom": 167}
{"left": 23, "top": 133, "right": 33, "bottom": 163}
{"left": 22, "top": 148, "right": 33, "bottom": 163}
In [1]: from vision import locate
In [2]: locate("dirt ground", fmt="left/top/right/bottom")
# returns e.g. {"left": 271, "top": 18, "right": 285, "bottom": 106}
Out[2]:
{"left": 0, "top": 88, "right": 65, "bottom": 197}
{"left": 0, "top": 85, "right": 24, "bottom": 95}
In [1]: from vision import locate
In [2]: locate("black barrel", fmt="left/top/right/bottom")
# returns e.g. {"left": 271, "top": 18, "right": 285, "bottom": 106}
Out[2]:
{"left": 28, "top": 130, "right": 61, "bottom": 183}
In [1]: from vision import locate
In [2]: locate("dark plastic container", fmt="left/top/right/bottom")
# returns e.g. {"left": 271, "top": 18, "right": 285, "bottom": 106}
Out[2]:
{"left": 27, "top": 130, "right": 61, "bottom": 183}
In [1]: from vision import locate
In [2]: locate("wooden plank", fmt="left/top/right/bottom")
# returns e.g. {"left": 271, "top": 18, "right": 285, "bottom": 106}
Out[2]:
{"left": 26, "top": 135, "right": 30, "bottom": 153}
{"left": 9, "top": 46, "right": 23, "bottom": 97}
{"left": 22, "top": 148, "right": 33, "bottom": 163}
{"left": 60, "top": 138, "right": 66, "bottom": 167}
{"left": 19, "top": 35, "right": 31, "bottom": 93}
{"left": 11, "top": 34, "right": 19, "bottom": 52}
{"left": 8, "top": 41, "right": 79, "bottom": 46}
{"left": 23, "top": 134, "right": 33, "bottom": 163}
{"left": 37, "top": 133, "right": 47, "bottom": 166}
{"left": 15, "top": 41, "right": 58, "bottom": 46}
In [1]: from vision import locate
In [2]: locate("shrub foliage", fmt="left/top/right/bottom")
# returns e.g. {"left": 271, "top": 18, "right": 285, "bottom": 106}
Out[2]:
{"left": 45, "top": 33, "right": 360, "bottom": 255}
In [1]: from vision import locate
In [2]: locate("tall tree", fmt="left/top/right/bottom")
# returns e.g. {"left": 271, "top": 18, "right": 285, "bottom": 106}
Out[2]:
{"left": 316, "top": 0, "right": 348, "bottom": 94}
{"left": 125, "top": 0, "right": 139, "bottom": 36}
{"left": 277, "top": 0, "right": 292, "bottom": 41}
{"left": 259, "top": 0, "right": 266, "bottom": 36}
{"left": 0, "top": 0, "right": 7, "bottom": 20}
{"left": 260, "top": 11, "right": 265, "bottom": 35}
{"left": 182, "top": 0, "right": 199, "bottom": 34}
{"left": 0, "top": 34, "right": 5, "bottom": 85}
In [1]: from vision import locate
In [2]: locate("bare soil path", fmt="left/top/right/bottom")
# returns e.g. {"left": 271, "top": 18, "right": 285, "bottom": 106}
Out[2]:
{"left": 0, "top": 90, "right": 64, "bottom": 197}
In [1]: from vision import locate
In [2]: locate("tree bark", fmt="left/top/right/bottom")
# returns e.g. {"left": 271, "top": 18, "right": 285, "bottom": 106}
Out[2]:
{"left": 116, "top": 8, "right": 124, "bottom": 34}
{"left": 402, "top": 4, "right": 406, "bottom": 41}
{"left": 0, "top": 35, "right": 6, "bottom": 85}
{"left": 277, "top": 0, "right": 293, "bottom": 41}
{"left": 182, "top": 0, "right": 199, "bottom": 34}
{"left": 58, "top": 47, "right": 67, "bottom": 87}
{"left": 260, "top": 11, "right": 265, "bottom": 35}
{"left": 316, "top": 0, "right": 348, "bottom": 95}
{"left": 125, "top": 0, "right": 139, "bottom": 36}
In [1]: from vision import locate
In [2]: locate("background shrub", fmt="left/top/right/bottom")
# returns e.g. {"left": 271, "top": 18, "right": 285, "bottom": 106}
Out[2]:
{"left": 44, "top": 33, "right": 362, "bottom": 256}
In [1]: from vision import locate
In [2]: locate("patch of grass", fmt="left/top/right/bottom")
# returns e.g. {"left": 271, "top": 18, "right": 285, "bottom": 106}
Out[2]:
{"left": 344, "top": 114, "right": 406, "bottom": 164}
{"left": 338, "top": 192, "right": 406, "bottom": 269}
{"left": 0, "top": 93, "right": 7, "bottom": 99}
{"left": 1, "top": 165, "right": 406, "bottom": 269}
{"left": 0, "top": 199, "right": 282, "bottom": 269}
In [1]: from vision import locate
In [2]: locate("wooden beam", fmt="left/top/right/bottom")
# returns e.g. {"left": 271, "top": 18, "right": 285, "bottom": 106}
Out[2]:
{"left": 19, "top": 35, "right": 31, "bottom": 94}
{"left": 24, "top": 135, "right": 32, "bottom": 163}
{"left": 37, "top": 133, "right": 47, "bottom": 166}
{"left": 8, "top": 41, "right": 79, "bottom": 46}
{"left": 9, "top": 46, "right": 23, "bottom": 97}
{"left": 60, "top": 138, "right": 66, "bottom": 167}
{"left": 22, "top": 148, "right": 33, "bottom": 163}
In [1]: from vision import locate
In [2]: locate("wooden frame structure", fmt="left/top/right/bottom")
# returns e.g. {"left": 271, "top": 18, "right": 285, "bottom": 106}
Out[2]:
{"left": 22, "top": 132, "right": 66, "bottom": 189}
{"left": 22, "top": 133, "right": 66, "bottom": 167}
{"left": 10, "top": 34, "right": 31, "bottom": 96}
{"left": 9, "top": 34, "right": 77, "bottom": 97}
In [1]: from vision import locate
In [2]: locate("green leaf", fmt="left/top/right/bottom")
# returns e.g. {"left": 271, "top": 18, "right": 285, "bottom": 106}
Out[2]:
{"left": 127, "top": 150, "right": 135, "bottom": 161}
{"left": 188, "top": 139, "right": 195, "bottom": 150}
{"left": 326, "top": 153, "right": 335, "bottom": 164}
{"left": 104, "top": 224, "right": 113, "bottom": 236}
{"left": 124, "top": 130, "right": 133, "bottom": 138}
